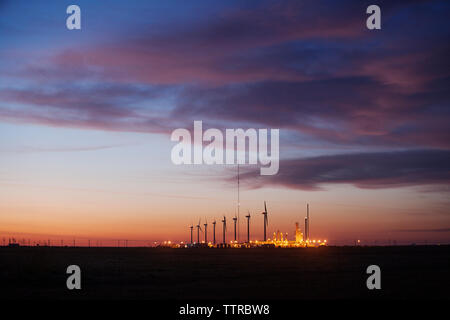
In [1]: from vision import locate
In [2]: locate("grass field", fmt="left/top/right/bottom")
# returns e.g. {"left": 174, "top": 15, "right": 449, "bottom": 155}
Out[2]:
{"left": 0, "top": 246, "right": 448, "bottom": 300}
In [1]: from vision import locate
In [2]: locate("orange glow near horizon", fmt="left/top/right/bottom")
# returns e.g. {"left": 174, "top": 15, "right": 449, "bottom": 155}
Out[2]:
{"left": 1, "top": 172, "right": 449, "bottom": 246}
{"left": 1, "top": 0, "right": 450, "bottom": 248}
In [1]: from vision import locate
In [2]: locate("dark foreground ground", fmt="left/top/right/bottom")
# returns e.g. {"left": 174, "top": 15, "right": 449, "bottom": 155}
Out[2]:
{"left": 0, "top": 246, "right": 448, "bottom": 300}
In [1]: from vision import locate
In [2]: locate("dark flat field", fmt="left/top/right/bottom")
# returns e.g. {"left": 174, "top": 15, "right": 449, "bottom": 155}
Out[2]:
{"left": 0, "top": 246, "right": 448, "bottom": 300}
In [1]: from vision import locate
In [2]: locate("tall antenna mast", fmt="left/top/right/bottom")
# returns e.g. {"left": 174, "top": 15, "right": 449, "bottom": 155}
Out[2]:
{"left": 237, "top": 164, "right": 240, "bottom": 243}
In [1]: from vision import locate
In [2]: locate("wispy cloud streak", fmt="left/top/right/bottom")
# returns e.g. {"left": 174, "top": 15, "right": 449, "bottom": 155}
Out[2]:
{"left": 235, "top": 150, "right": 450, "bottom": 190}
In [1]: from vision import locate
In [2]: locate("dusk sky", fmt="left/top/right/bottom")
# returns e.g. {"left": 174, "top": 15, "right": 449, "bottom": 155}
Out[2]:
{"left": 0, "top": 0, "right": 449, "bottom": 245}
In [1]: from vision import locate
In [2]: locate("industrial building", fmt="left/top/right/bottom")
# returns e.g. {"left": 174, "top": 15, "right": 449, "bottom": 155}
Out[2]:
{"left": 180, "top": 202, "right": 327, "bottom": 249}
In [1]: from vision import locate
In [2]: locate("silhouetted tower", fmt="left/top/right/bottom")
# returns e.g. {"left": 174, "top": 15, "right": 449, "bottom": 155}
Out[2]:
{"left": 304, "top": 217, "right": 308, "bottom": 242}
{"left": 233, "top": 215, "right": 238, "bottom": 241}
{"left": 307, "top": 203, "right": 310, "bottom": 240}
{"left": 222, "top": 216, "right": 227, "bottom": 244}
{"left": 245, "top": 211, "right": 251, "bottom": 243}
{"left": 295, "top": 222, "right": 302, "bottom": 243}
{"left": 261, "top": 201, "right": 268, "bottom": 241}
{"left": 196, "top": 219, "right": 202, "bottom": 243}
{"left": 204, "top": 218, "right": 208, "bottom": 243}
{"left": 190, "top": 224, "right": 193, "bottom": 244}
{"left": 237, "top": 164, "right": 240, "bottom": 243}
{"left": 212, "top": 219, "right": 216, "bottom": 244}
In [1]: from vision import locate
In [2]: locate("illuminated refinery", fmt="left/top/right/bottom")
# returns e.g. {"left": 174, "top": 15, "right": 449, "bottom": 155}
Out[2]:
{"left": 162, "top": 167, "right": 327, "bottom": 248}
{"left": 161, "top": 202, "right": 327, "bottom": 248}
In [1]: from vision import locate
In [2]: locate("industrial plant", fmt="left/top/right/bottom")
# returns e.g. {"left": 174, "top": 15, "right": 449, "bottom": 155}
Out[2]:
{"left": 163, "top": 165, "right": 327, "bottom": 249}
{"left": 161, "top": 201, "right": 327, "bottom": 249}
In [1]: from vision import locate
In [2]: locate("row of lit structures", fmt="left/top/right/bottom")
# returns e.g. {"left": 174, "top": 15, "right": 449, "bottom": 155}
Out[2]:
{"left": 161, "top": 202, "right": 327, "bottom": 248}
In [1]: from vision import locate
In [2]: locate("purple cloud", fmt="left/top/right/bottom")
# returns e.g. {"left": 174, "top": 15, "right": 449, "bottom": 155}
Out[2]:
{"left": 235, "top": 149, "right": 450, "bottom": 190}
{"left": 0, "top": 0, "right": 448, "bottom": 152}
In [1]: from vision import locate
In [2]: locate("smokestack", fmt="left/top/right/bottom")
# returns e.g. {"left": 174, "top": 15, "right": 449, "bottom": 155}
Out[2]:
{"left": 304, "top": 217, "right": 307, "bottom": 241}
